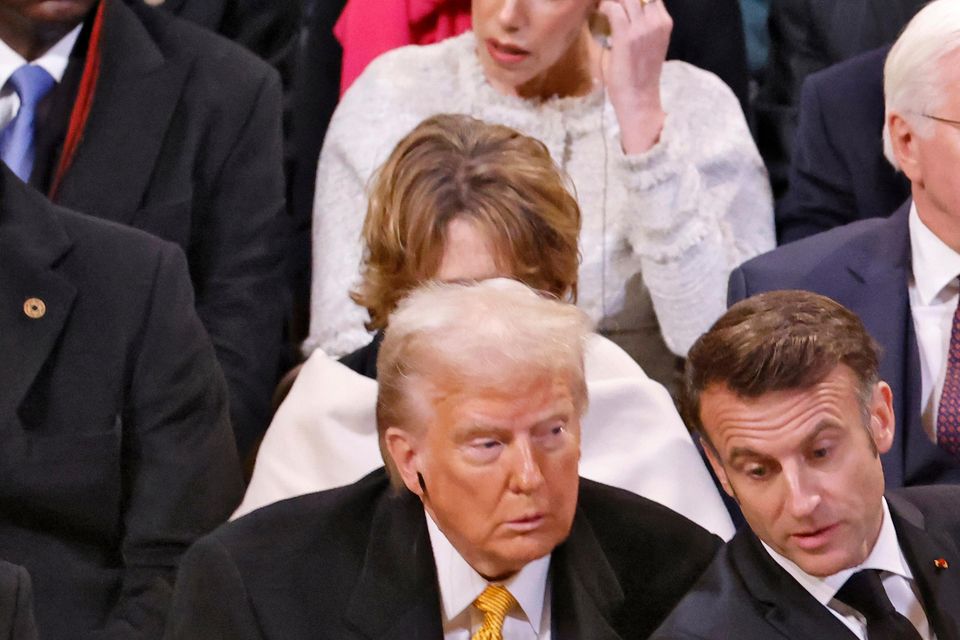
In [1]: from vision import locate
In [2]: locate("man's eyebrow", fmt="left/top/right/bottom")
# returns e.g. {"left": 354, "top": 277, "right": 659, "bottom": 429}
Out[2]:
{"left": 726, "top": 420, "right": 843, "bottom": 464}
{"left": 801, "top": 420, "right": 843, "bottom": 447}
{"left": 727, "top": 447, "right": 765, "bottom": 466}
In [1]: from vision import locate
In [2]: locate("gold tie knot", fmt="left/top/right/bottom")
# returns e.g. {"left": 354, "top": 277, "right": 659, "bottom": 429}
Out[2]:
{"left": 471, "top": 584, "right": 518, "bottom": 640}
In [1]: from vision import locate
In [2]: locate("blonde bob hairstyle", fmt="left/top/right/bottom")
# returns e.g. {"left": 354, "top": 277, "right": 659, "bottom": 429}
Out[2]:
{"left": 350, "top": 113, "right": 582, "bottom": 330}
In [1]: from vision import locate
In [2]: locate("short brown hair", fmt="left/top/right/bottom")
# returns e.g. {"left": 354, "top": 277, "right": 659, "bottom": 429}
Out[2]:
{"left": 682, "top": 290, "right": 881, "bottom": 445}
{"left": 351, "top": 114, "right": 581, "bottom": 330}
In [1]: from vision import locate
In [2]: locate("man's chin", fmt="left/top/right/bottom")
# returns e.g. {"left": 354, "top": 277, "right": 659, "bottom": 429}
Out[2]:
{"left": 25, "top": 0, "right": 96, "bottom": 25}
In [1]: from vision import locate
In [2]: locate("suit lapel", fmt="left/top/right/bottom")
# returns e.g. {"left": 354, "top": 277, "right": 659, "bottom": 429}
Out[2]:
{"left": 344, "top": 489, "right": 444, "bottom": 640}
{"left": 888, "top": 494, "right": 960, "bottom": 640}
{"left": 550, "top": 507, "right": 624, "bottom": 640}
{"left": 54, "top": 0, "right": 191, "bottom": 222}
{"left": 842, "top": 203, "right": 914, "bottom": 487}
{"left": 731, "top": 532, "right": 858, "bottom": 640}
{"left": 0, "top": 170, "right": 76, "bottom": 429}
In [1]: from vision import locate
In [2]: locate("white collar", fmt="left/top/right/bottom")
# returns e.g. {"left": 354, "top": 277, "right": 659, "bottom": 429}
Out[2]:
{"left": 761, "top": 498, "right": 914, "bottom": 606}
{"left": 0, "top": 24, "right": 83, "bottom": 92}
{"left": 910, "top": 202, "right": 960, "bottom": 306}
{"left": 425, "top": 509, "right": 550, "bottom": 633}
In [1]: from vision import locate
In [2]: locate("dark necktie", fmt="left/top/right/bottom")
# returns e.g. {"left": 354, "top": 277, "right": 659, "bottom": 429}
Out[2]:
{"left": 834, "top": 569, "right": 923, "bottom": 640}
{"left": 937, "top": 288, "right": 960, "bottom": 460}
{"left": 0, "top": 64, "right": 56, "bottom": 182}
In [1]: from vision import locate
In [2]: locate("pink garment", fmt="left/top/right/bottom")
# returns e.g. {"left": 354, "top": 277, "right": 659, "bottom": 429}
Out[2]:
{"left": 334, "top": 0, "right": 472, "bottom": 96}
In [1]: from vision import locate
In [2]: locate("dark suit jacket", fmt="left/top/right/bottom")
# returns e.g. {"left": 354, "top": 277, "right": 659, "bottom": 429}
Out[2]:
{"left": 755, "top": 0, "right": 925, "bottom": 196}
{"left": 165, "top": 468, "right": 721, "bottom": 639}
{"left": 0, "top": 165, "right": 244, "bottom": 639}
{"left": 652, "top": 485, "right": 960, "bottom": 639}
{"left": 28, "top": 0, "right": 287, "bottom": 457}
{"left": 148, "top": 0, "right": 300, "bottom": 77}
{"left": 0, "top": 561, "right": 38, "bottom": 640}
{"left": 728, "top": 202, "right": 960, "bottom": 488}
{"left": 777, "top": 46, "right": 910, "bottom": 242}
{"left": 664, "top": 0, "right": 750, "bottom": 112}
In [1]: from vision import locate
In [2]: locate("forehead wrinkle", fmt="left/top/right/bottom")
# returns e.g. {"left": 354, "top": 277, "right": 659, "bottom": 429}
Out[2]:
{"left": 706, "top": 377, "right": 855, "bottom": 457}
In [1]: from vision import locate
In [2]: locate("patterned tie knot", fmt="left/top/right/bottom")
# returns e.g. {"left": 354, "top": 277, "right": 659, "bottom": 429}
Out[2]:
{"left": 8, "top": 64, "right": 55, "bottom": 110}
{"left": 471, "top": 584, "right": 518, "bottom": 640}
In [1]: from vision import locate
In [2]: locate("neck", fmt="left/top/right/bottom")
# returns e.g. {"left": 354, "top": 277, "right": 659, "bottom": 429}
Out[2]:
{"left": 913, "top": 188, "right": 960, "bottom": 254}
{"left": 0, "top": 12, "right": 81, "bottom": 61}
{"left": 514, "top": 26, "right": 600, "bottom": 100}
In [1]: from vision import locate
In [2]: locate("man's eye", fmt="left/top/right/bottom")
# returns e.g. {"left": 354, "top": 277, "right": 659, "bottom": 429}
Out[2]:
{"left": 812, "top": 446, "right": 830, "bottom": 460}
{"left": 746, "top": 465, "right": 767, "bottom": 479}
{"left": 473, "top": 439, "right": 500, "bottom": 450}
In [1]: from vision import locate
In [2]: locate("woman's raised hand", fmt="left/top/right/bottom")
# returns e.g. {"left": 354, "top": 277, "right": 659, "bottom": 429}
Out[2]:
{"left": 597, "top": 0, "right": 672, "bottom": 154}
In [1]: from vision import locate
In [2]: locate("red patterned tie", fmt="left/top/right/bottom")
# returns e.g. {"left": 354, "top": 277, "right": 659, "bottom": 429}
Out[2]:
{"left": 937, "top": 294, "right": 960, "bottom": 460}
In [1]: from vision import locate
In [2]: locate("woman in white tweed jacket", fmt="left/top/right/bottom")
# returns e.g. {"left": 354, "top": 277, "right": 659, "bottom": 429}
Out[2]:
{"left": 308, "top": 0, "right": 774, "bottom": 393}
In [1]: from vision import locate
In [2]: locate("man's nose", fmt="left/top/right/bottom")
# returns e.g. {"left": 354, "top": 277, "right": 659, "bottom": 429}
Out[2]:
{"left": 510, "top": 438, "right": 545, "bottom": 494}
{"left": 783, "top": 465, "right": 822, "bottom": 518}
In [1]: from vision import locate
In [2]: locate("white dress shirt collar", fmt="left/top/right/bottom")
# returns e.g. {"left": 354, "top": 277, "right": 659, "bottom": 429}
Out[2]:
{"left": 760, "top": 498, "right": 913, "bottom": 606}
{"left": 426, "top": 509, "right": 551, "bottom": 634}
{"left": 0, "top": 24, "right": 82, "bottom": 89}
{"left": 910, "top": 202, "right": 960, "bottom": 306}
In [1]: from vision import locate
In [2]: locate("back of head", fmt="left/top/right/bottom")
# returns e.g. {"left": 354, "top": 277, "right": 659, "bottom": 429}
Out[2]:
{"left": 683, "top": 290, "right": 881, "bottom": 445}
{"left": 353, "top": 114, "right": 582, "bottom": 330}
{"left": 376, "top": 278, "right": 591, "bottom": 485}
{"left": 883, "top": 0, "right": 960, "bottom": 167}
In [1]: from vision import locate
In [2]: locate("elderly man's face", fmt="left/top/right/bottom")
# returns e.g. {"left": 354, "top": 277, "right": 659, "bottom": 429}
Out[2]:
{"left": 700, "top": 365, "right": 895, "bottom": 577}
{"left": 394, "top": 371, "right": 581, "bottom": 579}
{"left": 891, "top": 48, "right": 960, "bottom": 251}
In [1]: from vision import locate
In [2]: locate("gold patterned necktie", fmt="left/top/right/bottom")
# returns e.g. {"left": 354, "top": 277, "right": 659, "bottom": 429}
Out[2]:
{"left": 471, "top": 584, "right": 518, "bottom": 640}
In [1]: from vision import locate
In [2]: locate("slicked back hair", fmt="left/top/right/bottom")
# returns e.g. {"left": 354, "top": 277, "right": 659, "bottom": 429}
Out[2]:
{"left": 682, "top": 290, "right": 881, "bottom": 449}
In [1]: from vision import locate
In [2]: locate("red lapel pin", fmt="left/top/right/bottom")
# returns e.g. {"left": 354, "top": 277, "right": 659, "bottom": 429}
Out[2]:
{"left": 934, "top": 558, "right": 949, "bottom": 570}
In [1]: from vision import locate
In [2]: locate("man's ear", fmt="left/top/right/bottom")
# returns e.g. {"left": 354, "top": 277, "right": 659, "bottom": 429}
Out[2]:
{"left": 868, "top": 381, "right": 896, "bottom": 455}
{"left": 888, "top": 112, "right": 923, "bottom": 183}
{"left": 701, "top": 436, "right": 735, "bottom": 499}
{"left": 384, "top": 426, "right": 424, "bottom": 496}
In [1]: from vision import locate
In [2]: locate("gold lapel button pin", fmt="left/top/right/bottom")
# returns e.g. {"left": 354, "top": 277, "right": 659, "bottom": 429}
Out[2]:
{"left": 934, "top": 558, "right": 949, "bottom": 570}
{"left": 23, "top": 298, "right": 46, "bottom": 319}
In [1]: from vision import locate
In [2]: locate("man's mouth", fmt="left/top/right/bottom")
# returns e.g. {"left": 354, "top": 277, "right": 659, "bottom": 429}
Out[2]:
{"left": 790, "top": 523, "right": 839, "bottom": 550}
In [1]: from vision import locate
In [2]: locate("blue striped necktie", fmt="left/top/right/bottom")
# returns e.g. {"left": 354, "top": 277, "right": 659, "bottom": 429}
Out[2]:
{"left": 1, "top": 64, "right": 56, "bottom": 182}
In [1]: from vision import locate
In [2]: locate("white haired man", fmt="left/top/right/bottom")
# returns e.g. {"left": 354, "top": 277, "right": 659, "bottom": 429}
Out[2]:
{"left": 729, "top": 0, "right": 960, "bottom": 489}
{"left": 165, "top": 279, "right": 721, "bottom": 639}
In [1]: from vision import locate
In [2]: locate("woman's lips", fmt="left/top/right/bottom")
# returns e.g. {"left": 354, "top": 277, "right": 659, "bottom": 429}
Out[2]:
{"left": 486, "top": 39, "right": 531, "bottom": 65}
{"left": 791, "top": 523, "right": 839, "bottom": 551}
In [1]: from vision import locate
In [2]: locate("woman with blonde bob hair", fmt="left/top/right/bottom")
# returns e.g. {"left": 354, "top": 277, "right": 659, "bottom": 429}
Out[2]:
{"left": 354, "top": 113, "right": 581, "bottom": 333}
{"left": 238, "top": 115, "right": 734, "bottom": 540}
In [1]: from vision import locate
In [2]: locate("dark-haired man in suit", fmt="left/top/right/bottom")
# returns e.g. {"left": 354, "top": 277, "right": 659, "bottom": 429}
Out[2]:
{"left": 166, "top": 279, "right": 721, "bottom": 640}
{"left": 0, "top": 0, "right": 286, "bottom": 457}
{"left": 654, "top": 290, "right": 960, "bottom": 639}
{"left": 0, "top": 160, "right": 243, "bottom": 638}
{"left": 729, "top": 0, "right": 960, "bottom": 489}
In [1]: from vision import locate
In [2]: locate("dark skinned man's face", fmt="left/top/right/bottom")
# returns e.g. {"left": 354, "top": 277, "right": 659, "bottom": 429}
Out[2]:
{"left": 0, "top": 0, "right": 98, "bottom": 60}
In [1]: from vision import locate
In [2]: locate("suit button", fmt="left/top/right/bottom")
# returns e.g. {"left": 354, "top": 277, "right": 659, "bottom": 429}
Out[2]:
{"left": 23, "top": 298, "right": 46, "bottom": 319}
